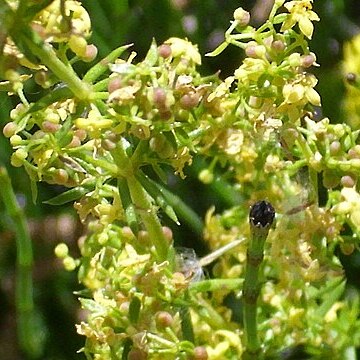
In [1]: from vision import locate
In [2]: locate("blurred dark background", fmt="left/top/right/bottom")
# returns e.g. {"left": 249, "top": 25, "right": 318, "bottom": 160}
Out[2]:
{"left": 1, "top": 0, "right": 360, "bottom": 359}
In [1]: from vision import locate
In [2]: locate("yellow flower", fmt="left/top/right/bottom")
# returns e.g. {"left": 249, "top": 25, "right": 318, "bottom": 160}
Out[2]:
{"left": 75, "top": 104, "right": 113, "bottom": 137}
{"left": 281, "top": 0, "right": 319, "bottom": 39}
{"left": 165, "top": 37, "right": 202, "bottom": 65}
{"left": 332, "top": 187, "right": 360, "bottom": 230}
{"left": 342, "top": 34, "right": 360, "bottom": 127}
{"left": 35, "top": 0, "right": 91, "bottom": 42}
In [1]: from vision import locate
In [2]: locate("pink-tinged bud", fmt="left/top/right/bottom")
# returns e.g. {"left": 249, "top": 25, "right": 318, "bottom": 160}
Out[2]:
{"left": 68, "top": 136, "right": 81, "bottom": 148}
{"left": 153, "top": 87, "right": 167, "bottom": 107}
{"left": 42, "top": 120, "right": 60, "bottom": 133}
{"left": 108, "top": 77, "right": 122, "bottom": 93}
{"left": 155, "top": 311, "right": 173, "bottom": 328}
{"left": 271, "top": 39, "right": 285, "bottom": 52}
{"left": 192, "top": 346, "right": 208, "bottom": 360}
{"left": 82, "top": 44, "right": 98, "bottom": 62}
{"left": 341, "top": 175, "right": 356, "bottom": 188}
{"left": 3, "top": 122, "right": 18, "bottom": 137}
{"left": 180, "top": 92, "right": 200, "bottom": 109}
{"left": 158, "top": 44, "right": 172, "bottom": 58}
{"left": 300, "top": 53, "right": 316, "bottom": 68}
{"left": 162, "top": 226, "right": 173, "bottom": 242}
{"left": 329, "top": 141, "right": 341, "bottom": 155}
{"left": 348, "top": 145, "right": 360, "bottom": 159}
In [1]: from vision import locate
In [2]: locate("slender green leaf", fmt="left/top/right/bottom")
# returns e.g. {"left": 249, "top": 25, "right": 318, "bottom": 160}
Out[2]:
{"left": 43, "top": 186, "right": 89, "bottom": 205}
{"left": 129, "top": 296, "right": 141, "bottom": 324}
{"left": 205, "top": 41, "right": 229, "bottom": 57}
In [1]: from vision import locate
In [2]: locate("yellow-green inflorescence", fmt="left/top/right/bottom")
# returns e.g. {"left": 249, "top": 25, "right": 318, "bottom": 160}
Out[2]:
{"left": 3, "top": 0, "right": 360, "bottom": 358}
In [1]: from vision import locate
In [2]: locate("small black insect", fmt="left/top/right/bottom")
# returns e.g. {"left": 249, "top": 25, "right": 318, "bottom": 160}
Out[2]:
{"left": 249, "top": 200, "right": 275, "bottom": 228}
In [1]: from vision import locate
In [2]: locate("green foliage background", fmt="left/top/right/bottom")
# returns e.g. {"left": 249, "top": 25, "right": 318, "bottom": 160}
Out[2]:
{"left": 1, "top": 0, "right": 360, "bottom": 359}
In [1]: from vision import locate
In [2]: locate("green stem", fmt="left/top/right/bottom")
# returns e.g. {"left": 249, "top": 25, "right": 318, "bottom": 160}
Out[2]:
{"left": 180, "top": 291, "right": 195, "bottom": 343}
{"left": 111, "top": 141, "right": 171, "bottom": 263}
{"left": 243, "top": 201, "right": 274, "bottom": 356}
{"left": 127, "top": 175, "right": 170, "bottom": 262}
{"left": 189, "top": 278, "right": 243, "bottom": 293}
{"left": 19, "top": 29, "right": 91, "bottom": 100}
{"left": 0, "top": 167, "right": 38, "bottom": 356}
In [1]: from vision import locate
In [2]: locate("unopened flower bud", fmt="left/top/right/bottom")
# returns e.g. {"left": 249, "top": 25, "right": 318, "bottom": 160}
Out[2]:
{"left": 10, "top": 134, "right": 23, "bottom": 146}
{"left": 55, "top": 243, "right": 69, "bottom": 258}
{"left": 63, "top": 256, "right": 77, "bottom": 271}
{"left": 329, "top": 141, "right": 341, "bottom": 155}
{"left": 74, "top": 129, "right": 87, "bottom": 141}
{"left": 288, "top": 53, "right": 301, "bottom": 67}
{"left": 53, "top": 169, "right": 69, "bottom": 185}
{"left": 198, "top": 169, "right": 214, "bottom": 184}
{"left": 3, "top": 122, "right": 18, "bottom": 137}
{"left": 158, "top": 44, "right": 172, "bottom": 58}
{"left": 42, "top": 120, "right": 60, "bottom": 133}
{"left": 98, "top": 232, "right": 108, "bottom": 245}
{"left": 15, "top": 148, "right": 28, "bottom": 160}
{"left": 162, "top": 226, "right": 173, "bottom": 243}
{"left": 108, "top": 77, "right": 122, "bottom": 93}
{"left": 341, "top": 175, "right": 356, "bottom": 188}
{"left": 137, "top": 230, "right": 149, "bottom": 246}
{"left": 300, "top": 53, "right": 316, "bottom": 68}
{"left": 348, "top": 145, "right": 360, "bottom": 159}
{"left": 180, "top": 92, "right": 200, "bottom": 109}
{"left": 10, "top": 153, "right": 23, "bottom": 167}
{"left": 68, "top": 136, "right": 81, "bottom": 148}
{"left": 233, "top": 7, "right": 250, "bottom": 27}
{"left": 245, "top": 44, "right": 266, "bottom": 58}
{"left": 155, "top": 311, "right": 173, "bottom": 328}
{"left": 192, "top": 346, "right": 208, "bottom": 360}
{"left": 68, "top": 35, "right": 88, "bottom": 57}
{"left": 271, "top": 39, "right": 286, "bottom": 52}
{"left": 82, "top": 44, "right": 98, "bottom": 62}
{"left": 153, "top": 87, "right": 167, "bottom": 108}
